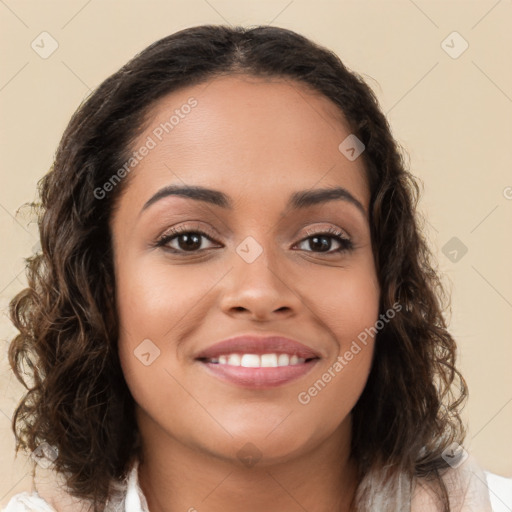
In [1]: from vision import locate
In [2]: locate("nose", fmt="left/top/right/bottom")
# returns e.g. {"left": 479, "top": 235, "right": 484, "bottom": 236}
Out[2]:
{"left": 219, "top": 246, "right": 302, "bottom": 322}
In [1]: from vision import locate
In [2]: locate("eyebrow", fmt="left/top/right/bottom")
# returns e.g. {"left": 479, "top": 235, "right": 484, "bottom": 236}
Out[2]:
{"left": 140, "top": 184, "right": 367, "bottom": 219}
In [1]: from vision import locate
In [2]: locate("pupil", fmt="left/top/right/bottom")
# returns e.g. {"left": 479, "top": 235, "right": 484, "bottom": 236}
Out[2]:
{"left": 311, "top": 236, "right": 329, "bottom": 252}
{"left": 180, "top": 234, "right": 201, "bottom": 251}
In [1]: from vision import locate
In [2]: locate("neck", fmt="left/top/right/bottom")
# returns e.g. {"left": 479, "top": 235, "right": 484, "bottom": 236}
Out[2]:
{"left": 137, "top": 410, "right": 358, "bottom": 512}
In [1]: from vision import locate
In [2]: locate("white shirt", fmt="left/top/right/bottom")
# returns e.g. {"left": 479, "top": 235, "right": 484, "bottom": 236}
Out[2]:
{"left": 2, "top": 457, "right": 511, "bottom": 511}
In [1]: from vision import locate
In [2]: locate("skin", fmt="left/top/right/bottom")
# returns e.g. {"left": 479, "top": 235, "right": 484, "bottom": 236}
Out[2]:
{"left": 112, "top": 74, "right": 381, "bottom": 512}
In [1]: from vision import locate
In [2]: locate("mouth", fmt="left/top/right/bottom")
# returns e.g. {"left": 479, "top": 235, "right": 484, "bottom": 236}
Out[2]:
{"left": 194, "top": 334, "right": 322, "bottom": 388}
{"left": 197, "top": 353, "right": 318, "bottom": 367}
{"left": 196, "top": 352, "right": 320, "bottom": 388}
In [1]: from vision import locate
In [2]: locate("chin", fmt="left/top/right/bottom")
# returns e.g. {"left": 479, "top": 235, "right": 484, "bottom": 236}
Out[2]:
{"left": 210, "top": 429, "right": 314, "bottom": 467}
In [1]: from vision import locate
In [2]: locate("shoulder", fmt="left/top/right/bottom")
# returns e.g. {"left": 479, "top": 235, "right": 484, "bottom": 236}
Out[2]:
{"left": 2, "top": 457, "right": 141, "bottom": 512}
{"left": 1, "top": 492, "right": 57, "bottom": 512}
{"left": 411, "top": 453, "right": 495, "bottom": 511}
{"left": 485, "top": 469, "right": 512, "bottom": 512}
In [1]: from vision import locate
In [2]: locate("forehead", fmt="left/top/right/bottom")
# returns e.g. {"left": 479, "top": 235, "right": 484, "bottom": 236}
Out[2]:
{"left": 121, "top": 74, "right": 369, "bottom": 214}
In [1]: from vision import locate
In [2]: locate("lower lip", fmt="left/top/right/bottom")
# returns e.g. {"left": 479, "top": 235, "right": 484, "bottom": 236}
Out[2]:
{"left": 197, "top": 359, "right": 319, "bottom": 388}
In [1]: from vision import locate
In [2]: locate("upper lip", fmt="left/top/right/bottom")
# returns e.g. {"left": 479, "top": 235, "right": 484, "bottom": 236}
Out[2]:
{"left": 194, "top": 334, "right": 322, "bottom": 360}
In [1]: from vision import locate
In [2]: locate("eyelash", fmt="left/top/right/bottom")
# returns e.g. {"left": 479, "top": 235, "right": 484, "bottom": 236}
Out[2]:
{"left": 154, "top": 225, "right": 354, "bottom": 255}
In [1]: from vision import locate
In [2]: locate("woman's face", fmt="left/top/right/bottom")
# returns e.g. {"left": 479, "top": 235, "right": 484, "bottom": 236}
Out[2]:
{"left": 112, "top": 74, "right": 380, "bottom": 465}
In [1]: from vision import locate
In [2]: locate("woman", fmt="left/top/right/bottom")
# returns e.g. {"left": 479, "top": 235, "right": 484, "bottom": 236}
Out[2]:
{"left": 2, "top": 24, "right": 503, "bottom": 511}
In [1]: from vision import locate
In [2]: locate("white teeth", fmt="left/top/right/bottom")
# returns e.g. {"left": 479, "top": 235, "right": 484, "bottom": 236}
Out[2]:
{"left": 277, "top": 354, "right": 290, "bottom": 366}
{"left": 260, "top": 354, "right": 278, "bottom": 367}
{"left": 241, "top": 354, "right": 260, "bottom": 367}
{"left": 227, "top": 354, "right": 241, "bottom": 366}
{"left": 207, "top": 353, "right": 307, "bottom": 367}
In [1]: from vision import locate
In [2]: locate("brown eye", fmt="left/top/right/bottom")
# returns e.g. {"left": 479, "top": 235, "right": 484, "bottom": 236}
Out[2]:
{"left": 156, "top": 227, "right": 220, "bottom": 253}
{"left": 296, "top": 228, "right": 354, "bottom": 254}
{"left": 170, "top": 232, "right": 204, "bottom": 251}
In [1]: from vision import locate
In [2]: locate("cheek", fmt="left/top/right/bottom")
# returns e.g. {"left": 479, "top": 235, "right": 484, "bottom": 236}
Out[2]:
{"left": 304, "top": 257, "right": 380, "bottom": 343}
{"left": 115, "top": 256, "right": 211, "bottom": 340}
{"left": 297, "top": 270, "right": 378, "bottom": 411}
{"left": 115, "top": 254, "right": 223, "bottom": 409}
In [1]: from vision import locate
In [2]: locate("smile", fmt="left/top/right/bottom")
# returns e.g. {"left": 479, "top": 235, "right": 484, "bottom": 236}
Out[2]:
{"left": 197, "top": 355, "right": 319, "bottom": 388}
{"left": 203, "top": 353, "right": 313, "bottom": 367}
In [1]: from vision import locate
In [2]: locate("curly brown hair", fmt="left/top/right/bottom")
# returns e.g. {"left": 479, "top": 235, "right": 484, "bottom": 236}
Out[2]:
{"left": 8, "top": 24, "right": 467, "bottom": 511}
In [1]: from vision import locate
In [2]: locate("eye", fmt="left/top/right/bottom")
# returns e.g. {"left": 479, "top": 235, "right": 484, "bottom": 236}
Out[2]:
{"left": 155, "top": 225, "right": 220, "bottom": 253}
{"left": 154, "top": 225, "right": 354, "bottom": 255}
{"left": 295, "top": 227, "right": 354, "bottom": 254}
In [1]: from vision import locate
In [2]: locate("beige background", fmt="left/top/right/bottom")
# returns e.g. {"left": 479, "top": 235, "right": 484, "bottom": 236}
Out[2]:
{"left": 1, "top": 0, "right": 511, "bottom": 504}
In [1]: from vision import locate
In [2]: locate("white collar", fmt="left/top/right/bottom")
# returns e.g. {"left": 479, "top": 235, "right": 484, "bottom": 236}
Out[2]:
{"left": 104, "top": 458, "right": 149, "bottom": 512}
{"left": 124, "top": 459, "right": 148, "bottom": 512}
